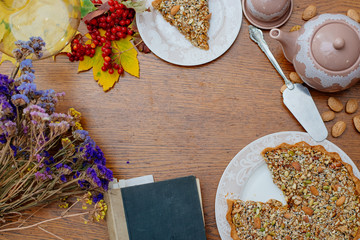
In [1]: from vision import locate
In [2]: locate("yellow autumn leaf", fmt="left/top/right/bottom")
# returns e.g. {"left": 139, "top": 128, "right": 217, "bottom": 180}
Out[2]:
{"left": 78, "top": 30, "right": 139, "bottom": 91}
{"left": 0, "top": 53, "right": 16, "bottom": 66}
{"left": 0, "top": 22, "right": 5, "bottom": 43}
{"left": 112, "top": 35, "right": 139, "bottom": 78}
{"left": 78, "top": 35, "right": 120, "bottom": 91}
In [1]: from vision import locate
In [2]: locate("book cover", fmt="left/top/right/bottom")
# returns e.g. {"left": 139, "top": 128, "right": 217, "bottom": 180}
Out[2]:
{"left": 121, "top": 175, "right": 206, "bottom": 240}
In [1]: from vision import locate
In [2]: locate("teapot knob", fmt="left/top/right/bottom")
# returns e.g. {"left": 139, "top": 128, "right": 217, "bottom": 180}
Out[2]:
{"left": 333, "top": 37, "right": 345, "bottom": 50}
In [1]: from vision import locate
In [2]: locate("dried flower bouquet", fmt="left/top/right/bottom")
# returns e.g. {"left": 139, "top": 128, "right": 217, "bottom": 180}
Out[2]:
{"left": 0, "top": 37, "right": 113, "bottom": 230}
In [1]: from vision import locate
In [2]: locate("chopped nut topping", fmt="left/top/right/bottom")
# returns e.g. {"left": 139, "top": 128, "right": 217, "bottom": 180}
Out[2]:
{"left": 227, "top": 142, "right": 360, "bottom": 240}
{"left": 152, "top": 0, "right": 210, "bottom": 50}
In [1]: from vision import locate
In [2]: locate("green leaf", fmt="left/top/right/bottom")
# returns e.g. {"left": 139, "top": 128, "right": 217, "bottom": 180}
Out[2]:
{"left": 80, "top": 0, "right": 97, "bottom": 18}
{"left": 123, "top": 0, "right": 148, "bottom": 13}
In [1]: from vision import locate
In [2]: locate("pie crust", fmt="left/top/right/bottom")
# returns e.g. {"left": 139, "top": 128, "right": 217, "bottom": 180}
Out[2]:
{"left": 226, "top": 141, "right": 360, "bottom": 239}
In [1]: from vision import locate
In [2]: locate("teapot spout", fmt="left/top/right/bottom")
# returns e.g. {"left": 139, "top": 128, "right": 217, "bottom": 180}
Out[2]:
{"left": 270, "top": 28, "right": 299, "bottom": 63}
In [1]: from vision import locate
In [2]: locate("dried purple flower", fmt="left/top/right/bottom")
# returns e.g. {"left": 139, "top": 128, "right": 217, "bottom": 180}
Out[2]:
{"left": 11, "top": 94, "right": 29, "bottom": 106}
{"left": 74, "top": 130, "right": 89, "bottom": 140}
{"left": 19, "top": 59, "right": 33, "bottom": 72}
{"left": 49, "top": 121, "right": 70, "bottom": 136}
{"left": 15, "top": 72, "right": 35, "bottom": 86}
{"left": 18, "top": 82, "right": 37, "bottom": 95}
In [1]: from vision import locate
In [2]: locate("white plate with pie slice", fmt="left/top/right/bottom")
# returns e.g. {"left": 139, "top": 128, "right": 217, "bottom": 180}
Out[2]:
{"left": 215, "top": 131, "right": 360, "bottom": 240}
{"left": 136, "top": 0, "right": 242, "bottom": 66}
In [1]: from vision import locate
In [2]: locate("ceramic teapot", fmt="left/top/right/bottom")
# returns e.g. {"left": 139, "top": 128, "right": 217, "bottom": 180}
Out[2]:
{"left": 270, "top": 14, "right": 360, "bottom": 92}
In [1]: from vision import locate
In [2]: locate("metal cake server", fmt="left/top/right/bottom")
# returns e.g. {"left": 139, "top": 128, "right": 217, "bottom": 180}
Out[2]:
{"left": 249, "top": 25, "right": 328, "bottom": 142}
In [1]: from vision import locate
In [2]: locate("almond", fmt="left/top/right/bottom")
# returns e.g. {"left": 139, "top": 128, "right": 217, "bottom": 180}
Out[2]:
{"left": 328, "top": 97, "right": 343, "bottom": 112}
{"left": 347, "top": 9, "right": 360, "bottom": 23}
{"left": 151, "top": 0, "right": 162, "bottom": 8}
{"left": 321, "top": 111, "right": 335, "bottom": 122}
{"left": 332, "top": 121, "right": 346, "bottom": 138}
{"left": 254, "top": 216, "right": 261, "bottom": 229}
{"left": 265, "top": 235, "right": 273, "bottom": 240}
{"left": 334, "top": 184, "right": 341, "bottom": 191}
{"left": 337, "top": 225, "right": 348, "bottom": 233}
{"left": 291, "top": 161, "right": 301, "bottom": 171}
{"left": 336, "top": 196, "right": 346, "bottom": 206}
{"left": 284, "top": 212, "right": 292, "bottom": 219}
{"left": 346, "top": 99, "right": 358, "bottom": 114}
{"left": 302, "top": 5, "right": 317, "bottom": 21}
{"left": 309, "top": 186, "right": 319, "bottom": 196}
{"left": 280, "top": 84, "right": 287, "bottom": 93}
{"left": 302, "top": 206, "right": 314, "bottom": 216}
{"left": 289, "top": 72, "right": 303, "bottom": 83}
{"left": 205, "top": 13, "right": 212, "bottom": 20}
{"left": 303, "top": 215, "right": 310, "bottom": 223}
{"left": 170, "top": 5, "right": 180, "bottom": 15}
{"left": 318, "top": 166, "right": 324, "bottom": 173}
{"left": 285, "top": 236, "right": 291, "bottom": 240}
{"left": 290, "top": 25, "right": 301, "bottom": 32}
{"left": 353, "top": 115, "right": 360, "bottom": 132}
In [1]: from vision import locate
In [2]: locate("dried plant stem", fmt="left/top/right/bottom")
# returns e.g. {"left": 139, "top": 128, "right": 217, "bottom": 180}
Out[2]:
{"left": 38, "top": 226, "right": 65, "bottom": 240}
{"left": 18, "top": 203, "right": 49, "bottom": 228}
{"left": 0, "top": 212, "right": 88, "bottom": 232}
{"left": 61, "top": 200, "right": 79, "bottom": 216}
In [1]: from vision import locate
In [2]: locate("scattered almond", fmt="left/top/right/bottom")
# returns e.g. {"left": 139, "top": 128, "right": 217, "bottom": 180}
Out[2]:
{"left": 332, "top": 121, "right": 346, "bottom": 137}
{"left": 309, "top": 186, "right": 319, "bottom": 196}
{"left": 290, "top": 25, "right": 301, "bottom": 32}
{"left": 302, "top": 5, "right": 317, "bottom": 21}
{"left": 254, "top": 216, "right": 261, "bottom": 229}
{"left": 151, "top": 0, "right": 162, "bottom": 8}
{"left": 334, "top": 184, "right": 341, "bottom": 191}
{"left": 291, "top": 161, "right": 301, "bottom": 171}
{"left": 302, "top": 206, "right": 314, "bottom": 216}
{"left": 318, "top": 166, "right": 324, "bottom": 173}
{"left": 265, "top": 235, "right": 273, "bottom": 240}
{"left": 289, "top": 72, "right": 303, "bottom": 83}
{"left": 347, "top": 9, "right": 360, "bottom": 23}
{"left": 205, "top": 13, "right": 212, "bottom": 20}
{"left": 336, "top": 196, "right": 346, "bottom": 206}
{"left": 285, "top": 236, "right": 291, "bottom": 240}
{"left": 280, "top": 84, "right": 287, "bottom": 93}
{"left": 170, "top": 5, "right": 180, "bottom": 15}
{"left": 284, "top": 212, "right": 292, "bottom": 219}
{"left": 328, "top": 97, "right": 343, "bottom": 112}
{"left": 321, "top": 111, "right": 335, "bottom": 122}
{"left": 353, "top": 115, "right": 360, "bottom": 132}
{"left": 346, "top": 99, "right": 358, "bottom": 114}
{"left": 338, "top": 225, "right": 348, "bottom": 233}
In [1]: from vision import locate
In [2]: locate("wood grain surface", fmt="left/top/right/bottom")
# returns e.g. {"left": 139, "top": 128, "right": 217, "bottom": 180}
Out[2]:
{"left": 1, "top": 0, "right": 360, "bottom": 239}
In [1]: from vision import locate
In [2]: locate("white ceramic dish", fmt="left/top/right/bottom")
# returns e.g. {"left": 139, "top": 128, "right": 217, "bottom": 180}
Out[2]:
{"left": 136, "top": 0, "right": 242, "bottom": 66}
{"left": 215, "top": 131, "right": 360, "bottom": 240}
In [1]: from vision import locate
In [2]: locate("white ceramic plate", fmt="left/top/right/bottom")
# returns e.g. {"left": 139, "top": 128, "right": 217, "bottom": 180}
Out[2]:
{"left": 215, "top": 131, "right": 360, "bottom": 240}
{"left": 136, "top": 0, "right": 242, "bottom": 66}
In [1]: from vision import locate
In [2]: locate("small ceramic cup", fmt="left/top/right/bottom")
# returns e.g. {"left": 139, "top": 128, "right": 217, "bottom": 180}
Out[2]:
{"left": 242, "top": 0, "right": 293, "bottom": 29}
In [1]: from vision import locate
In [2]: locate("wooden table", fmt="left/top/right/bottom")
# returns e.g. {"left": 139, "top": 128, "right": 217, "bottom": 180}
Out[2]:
{"left": 1, "top": 0, "right": 360, "bottom": 239}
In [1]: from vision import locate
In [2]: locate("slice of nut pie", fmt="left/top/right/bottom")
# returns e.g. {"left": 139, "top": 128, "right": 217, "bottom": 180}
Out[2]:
{"left": 151, "top": 0, "right": 211, "bottom": 50}
{"left": 227, "top": 142, "right": 360, "bottom": 240}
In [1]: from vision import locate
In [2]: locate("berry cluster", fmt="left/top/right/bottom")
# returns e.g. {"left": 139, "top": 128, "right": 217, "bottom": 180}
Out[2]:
{"left": 68, "top": 0, "right": 135, "bottom": 75}
{"left": 67, "top": 39, "right": 96, "bottom": 62}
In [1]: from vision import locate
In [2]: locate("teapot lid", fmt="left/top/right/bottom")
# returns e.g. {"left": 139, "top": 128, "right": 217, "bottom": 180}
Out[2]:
{"left": 311, "top": 22, "right": 360, "bottom": 71}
